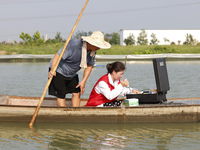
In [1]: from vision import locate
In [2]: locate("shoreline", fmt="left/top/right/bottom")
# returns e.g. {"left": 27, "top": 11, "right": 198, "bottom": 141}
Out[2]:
{"left": 0, "top": 53, "right": 200, "bottom": 62}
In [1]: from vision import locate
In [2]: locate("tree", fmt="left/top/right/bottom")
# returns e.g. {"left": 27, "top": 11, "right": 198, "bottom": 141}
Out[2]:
{"left": 88, "top": 31, "right": 92, "bottom": 36}
{"left": 71, "top": 31, "right": 119, "bottom": 45}
{"left": 110, "top": 32, "right": 120, "bottom": 45}
{"left": 183, "top": 33, "right": 198, "bottom": 45}
{"left": 183, "top": 33, "right": 190, "bottom": 45}
{"left": 19, "top": 31, "right": 44, "bottom": 46}
{"left": 104, "top": 33, "right": 112, "bottom": 43}
{"left": 124, "top": 34, "right": 135, "bottom": 45}
{"left": 55, "top": 32, "right": 63, "bottom": 43}
{"left": 170, "top": 41, "right": 176, "bottom": 45}
{"left": 19, "top": 32, "right": 33, "bottom": 45}
{"left": 137, "top": 29, "right": 148, "bottom": 45}
{"left": 32, "top": 30, "right": 44, "bottom": 45}
{"left": 150, "top": 33, "right": 159, "bottom": 45}
{"left": 72, "top": 30, "right": 92, "bottom": 39}
{"left": 189, "top": 34, "right": 194, "bottom": 45}
{"left": 164, "top": 37, "right": 170, "bottom": 44}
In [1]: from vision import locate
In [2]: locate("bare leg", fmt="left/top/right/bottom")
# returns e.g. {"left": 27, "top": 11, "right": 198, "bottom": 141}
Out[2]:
{"left": 57, "top": 98, "right": 66, "bottom": 107}
{"left": 72, "top": 92, "right": 81, "bottom": 107}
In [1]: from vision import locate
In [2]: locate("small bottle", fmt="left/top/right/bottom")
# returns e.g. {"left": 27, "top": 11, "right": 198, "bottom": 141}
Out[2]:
{"left": 150, "top": 89, "right": 157, "bottom": 94}
{"left": 149, "top": 89, "right": 153, "bottom": 94}
{"left": 149, "top": 85, "right": 156, "bottom": 94}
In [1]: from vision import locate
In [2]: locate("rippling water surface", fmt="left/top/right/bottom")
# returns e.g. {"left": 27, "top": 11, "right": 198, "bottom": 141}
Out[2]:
{"left": 0, "top": 122, "right": 200, "bottom": 150}
{"left": 0, "top": 61, "right": 200, "bottom": 98}
{"left": 0, "top": 60, "right": 200, "bottom": 149}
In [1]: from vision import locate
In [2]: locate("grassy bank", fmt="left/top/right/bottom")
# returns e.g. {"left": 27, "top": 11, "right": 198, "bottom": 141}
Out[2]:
{"left": 0, "top": 43, "right": 62, "bottom": 55}
{"left": 1, "top": 43, "right": 200, "bottom": 55}
{"left": 98, "top": 45, "right": 200, "bottom": 55}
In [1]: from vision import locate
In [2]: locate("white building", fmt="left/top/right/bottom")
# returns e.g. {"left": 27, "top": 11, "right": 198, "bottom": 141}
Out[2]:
{"left": 120, "top": 29, "right": 200, "bottom": 45}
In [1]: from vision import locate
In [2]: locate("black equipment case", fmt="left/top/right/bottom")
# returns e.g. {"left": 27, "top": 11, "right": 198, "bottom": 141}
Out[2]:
{"left": 126, "top": 58, "right": 170, "bottom": 104}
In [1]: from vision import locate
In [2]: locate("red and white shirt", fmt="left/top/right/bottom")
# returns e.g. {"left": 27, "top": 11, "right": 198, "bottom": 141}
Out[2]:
{"left": 86, "top": 73, "right": 133, "bottom": 107}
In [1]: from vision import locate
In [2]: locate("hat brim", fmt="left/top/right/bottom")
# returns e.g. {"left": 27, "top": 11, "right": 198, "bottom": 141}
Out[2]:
{"left": 82, "top": 36, "right": 111, "bottom": 49}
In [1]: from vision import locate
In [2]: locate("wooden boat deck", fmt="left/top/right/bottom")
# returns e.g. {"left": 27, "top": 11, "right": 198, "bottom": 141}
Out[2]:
{"left": 1, "top": 95, "right": 200, "bottom": 107}
{"left": 0, "top": 95, "right": 88, "bottom": 107}
{"left": 1, "top": 95, "right": 200, "bottom": 123}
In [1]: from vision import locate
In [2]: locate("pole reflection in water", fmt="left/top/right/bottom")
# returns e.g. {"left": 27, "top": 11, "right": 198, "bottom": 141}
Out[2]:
{"left": 0, "top": 122, "right": 200, "bottom": 149}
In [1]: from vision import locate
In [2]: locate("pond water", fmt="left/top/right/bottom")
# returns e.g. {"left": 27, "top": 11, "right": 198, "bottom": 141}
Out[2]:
{"left": 0, "top": 60, "right": 200, "bottom": 98}
{"left": 0, "top": 60, "right": 200, "bottom": 150}
{"left": 0, "top": 122, "right": 200, "bottom": 150}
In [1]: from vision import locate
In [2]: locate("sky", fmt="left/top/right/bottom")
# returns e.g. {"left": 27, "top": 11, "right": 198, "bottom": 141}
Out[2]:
{"left": 0, "top": 0, "right": 200, "bottom": 42}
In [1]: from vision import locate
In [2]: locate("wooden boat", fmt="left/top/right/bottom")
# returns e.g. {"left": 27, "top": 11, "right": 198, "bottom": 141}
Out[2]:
{"left": 1, "top": 95, "right": 200, "bottom": 123}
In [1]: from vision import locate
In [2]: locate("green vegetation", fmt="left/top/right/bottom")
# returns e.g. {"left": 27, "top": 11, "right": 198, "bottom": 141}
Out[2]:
{"left": 1, "top": 44, "right": 200, "bottom": 55}
{"left": 0, "top": 43, "right": 63, "bottom": 55}
{"left": 1, "top": 30, "right": 200, "bottom": 55}
{"left": 136, "top": 29, "right": 148, "bottom": 45}
{"left": 124, "top": 34, "right": 135, "bottom": 45}
{"left": 97, "top": 45, "right": 200, "bottom": 55}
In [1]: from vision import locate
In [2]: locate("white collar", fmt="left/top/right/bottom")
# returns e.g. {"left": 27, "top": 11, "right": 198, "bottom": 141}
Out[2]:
{"left": 108, "top": 73, "right": 119, "bottom": 86}
{"left": 108, "top": 73, "right": 114, "bottom": 86}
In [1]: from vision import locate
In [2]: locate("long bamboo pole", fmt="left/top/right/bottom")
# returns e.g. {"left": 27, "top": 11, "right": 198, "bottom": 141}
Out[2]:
{"left": 29, "top": 0, "right": 89, "bottom": 128}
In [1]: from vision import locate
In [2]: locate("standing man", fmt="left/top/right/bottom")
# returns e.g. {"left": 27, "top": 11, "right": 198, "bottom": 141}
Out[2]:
{"left": 48, "top": 31, "right": 111, "bottom": 107}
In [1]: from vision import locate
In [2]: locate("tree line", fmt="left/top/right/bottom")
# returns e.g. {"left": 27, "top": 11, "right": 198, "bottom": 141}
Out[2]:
{"left": 1, "top": 29, "right": 199, "bottom": 46}
{"left": 0, "top": 30, "right": 120, "bottom": 46}
{"left": 123, "top": 29, "right": 200, "bottom": 46}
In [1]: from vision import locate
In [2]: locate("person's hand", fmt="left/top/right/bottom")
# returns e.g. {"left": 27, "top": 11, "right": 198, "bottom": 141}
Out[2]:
{"left": 132, "top": 89, "right": 141, "bottom": 94}
{"left": 121, "top": 78, "right": 129, "bottom": 87}
{"left": 76, "top": 80, "right": 86, "bottom": 95}
{"left": 48, "top": 70, "right": 56, "bottom": 78}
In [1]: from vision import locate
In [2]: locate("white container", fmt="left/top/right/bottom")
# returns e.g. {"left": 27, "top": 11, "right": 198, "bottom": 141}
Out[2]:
{"left": 125, "top": 98, "right": 139, "bottom": 106}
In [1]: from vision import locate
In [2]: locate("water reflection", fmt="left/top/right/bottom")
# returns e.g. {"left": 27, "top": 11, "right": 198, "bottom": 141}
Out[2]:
{"left": 1, "top": 61, "right": 200, "bottom": 149}
{"left": 1, "top": 122, "right": 200, "bottom": 149}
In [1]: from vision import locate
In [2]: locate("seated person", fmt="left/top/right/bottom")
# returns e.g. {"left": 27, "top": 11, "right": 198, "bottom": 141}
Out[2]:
{"left": 85, "top": 61, "right": 140, "bottom": 107}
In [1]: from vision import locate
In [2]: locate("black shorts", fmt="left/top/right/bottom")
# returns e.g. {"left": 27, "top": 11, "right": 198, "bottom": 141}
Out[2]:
{"left": 48, "top": 68, "right": 80, "bottom": 99}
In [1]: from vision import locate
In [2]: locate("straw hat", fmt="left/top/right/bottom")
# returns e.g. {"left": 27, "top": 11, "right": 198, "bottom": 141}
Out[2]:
{"left": 81, "top": 31, "right": 111, "bottom": 49}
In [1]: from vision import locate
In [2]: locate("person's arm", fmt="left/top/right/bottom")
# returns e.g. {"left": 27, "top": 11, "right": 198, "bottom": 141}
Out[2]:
{"left": 132, "top": 89, "right": 141, "bottom": 94}
{"left": 96, "top": 79, "right": 129, "bottom": 100}
{"left": 76, "top": 64, "right": 93, "bottom": 94}
{"left": 119, "top": 87, "right": 141, "bottom": 96}
{"left": 96, "top": 81, "right": 123, "bottom": 100}
{"left": 48, "top": 53, "right": 59, "bottom": 78}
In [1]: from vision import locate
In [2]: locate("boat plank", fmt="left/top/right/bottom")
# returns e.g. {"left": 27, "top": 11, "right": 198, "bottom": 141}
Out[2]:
{"left": 0, "top": 95, "right": 87, "bottom": 107}
{"left": 1, "top": 95, "right": 200, "bottom": 123}
{"left": 0, "top": 105, "right": 200, "bottom": 123}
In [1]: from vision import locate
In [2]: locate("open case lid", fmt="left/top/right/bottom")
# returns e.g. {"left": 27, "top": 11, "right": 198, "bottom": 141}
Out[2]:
{"left": 153, "top": 58, "right": 170, "bottom": 93}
